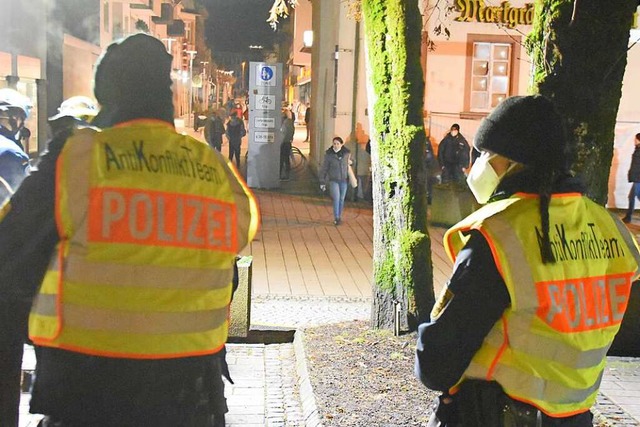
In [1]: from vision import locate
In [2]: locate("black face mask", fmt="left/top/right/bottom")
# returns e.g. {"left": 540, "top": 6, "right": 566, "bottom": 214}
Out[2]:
{"left": 0, "top": 115, "right": 23, "bottom": 142}
{"left": 8, "top": 116, "right": 24, "bottom": 136}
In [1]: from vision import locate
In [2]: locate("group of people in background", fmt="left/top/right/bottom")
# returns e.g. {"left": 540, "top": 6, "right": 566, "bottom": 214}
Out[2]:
{"left": 202, "top": 103, "right": 246, "bottom": 169}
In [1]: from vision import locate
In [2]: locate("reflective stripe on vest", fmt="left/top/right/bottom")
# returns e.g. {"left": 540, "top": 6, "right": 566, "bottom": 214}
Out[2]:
{"left": 29, "top": 121, "right": 258, "bottom": 359}
{"left": 444, "top": 193, "right": 640, "bottom": 416}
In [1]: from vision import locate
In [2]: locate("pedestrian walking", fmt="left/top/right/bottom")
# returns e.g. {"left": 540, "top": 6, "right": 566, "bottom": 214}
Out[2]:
{"left": 0, "top": 88, "right": 30, "bottom": 205}
{"left": 416, "top": 95, "right": 640, "bottom": 426}
{"left": 0, "top": 33, "right": 259, "bottom": 427}
{"left": 225, "top": 98, "right": 235, "bottom": 117}
{"left": 204, "top": 110, "right": 225, "bottom": 152}
{"left": 425, "top": 136, "right": 438, "bottom": 204}
{"left": 304, "top": 104, "right": 311, "bottom": 142}
{"left": 437, "top": 123, "right": 470, "bottom": 183}
{"left": 319, "top": 136, "right": 352, "bottom": 225}
{"left": 622, "top": 132, "right": 640, "bottom": 223}
{"left": 226, "top": 110, "right": 246, "bottom": 168}
{"left": 279, "top": 110, "right": 294, "bottom": 180}
{"left": 355, "top": 139, "right": 371, "bottom": 201}
{"left": 234, "top": 102, "right": 243, "bottom": 120}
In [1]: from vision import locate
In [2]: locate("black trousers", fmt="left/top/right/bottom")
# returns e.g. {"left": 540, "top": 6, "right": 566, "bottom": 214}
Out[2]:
{"left": 0, "top": 299, "right": 30, "bottom": 427}
{"left": 30, "top": 349, "right": 229, "bottom": 427}
{"left": 280, "top": 141, "right": 292, "bottom": 179}
{"left": 228, "top": 140, "right": 241, "bottom": 168}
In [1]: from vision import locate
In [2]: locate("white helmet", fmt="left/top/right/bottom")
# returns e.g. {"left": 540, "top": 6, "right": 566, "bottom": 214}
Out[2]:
{"left": 50, "top": 96, "right": 99, "bottom": 122}
{"left": 0, "top": 88, "right": 32, "bottom": 119}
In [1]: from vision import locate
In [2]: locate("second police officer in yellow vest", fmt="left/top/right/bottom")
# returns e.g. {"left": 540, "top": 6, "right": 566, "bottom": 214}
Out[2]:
{"left": 0, "top": 33, "right": 258, "bottom": 426}
{"left": 416, "top": 95, "right": 640, "bottom": 426}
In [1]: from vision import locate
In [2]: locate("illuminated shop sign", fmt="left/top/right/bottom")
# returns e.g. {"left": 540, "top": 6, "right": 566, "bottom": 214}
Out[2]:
{"left": 455, "top": 0, "right": 534, "bottom": 28}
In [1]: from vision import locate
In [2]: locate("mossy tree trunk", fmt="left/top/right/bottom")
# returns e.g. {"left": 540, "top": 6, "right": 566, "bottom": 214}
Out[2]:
{"left": 526, "top": 1, "right": 637, "bottom": 204}
{"left": 362, "top": 0, "right": 434, "bottom": 331}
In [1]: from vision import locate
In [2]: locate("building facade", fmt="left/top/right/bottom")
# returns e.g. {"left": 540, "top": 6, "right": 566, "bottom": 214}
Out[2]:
{"left": 297, "top": 0, "right": 640, "bottom": 206}
{"left": 1, "top": 0, "right": 56, "bottom": 156}
{"left": 421, "top": 0, "right": 640, "bottom": 208}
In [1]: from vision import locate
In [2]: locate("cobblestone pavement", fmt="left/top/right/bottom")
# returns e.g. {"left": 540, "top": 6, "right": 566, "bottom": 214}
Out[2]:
{"left": 252, "top": 295, "right": 370, "bottom": 329}
{"left": 225, "top": 344, "right": 304, "bottom": 427}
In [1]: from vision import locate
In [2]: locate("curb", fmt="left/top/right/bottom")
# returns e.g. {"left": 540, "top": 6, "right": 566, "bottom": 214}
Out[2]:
{"left": 293, "top": 329, "right": 323, "bottom": 427}
{"left": 253, "top": 294, "right": 372, "bottom": 304}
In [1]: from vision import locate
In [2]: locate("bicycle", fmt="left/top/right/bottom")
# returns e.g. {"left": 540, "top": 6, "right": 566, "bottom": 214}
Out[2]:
{"left": 290, "top": 146, "right": 307, "bottom": 171}
{"left": 241, "top": 144, "right": 307, "bottom": 172}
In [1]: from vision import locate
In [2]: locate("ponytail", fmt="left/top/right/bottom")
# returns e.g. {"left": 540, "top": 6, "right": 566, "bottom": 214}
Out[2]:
{"left": 538, "top": 170, "right": 556, "bottom": 264}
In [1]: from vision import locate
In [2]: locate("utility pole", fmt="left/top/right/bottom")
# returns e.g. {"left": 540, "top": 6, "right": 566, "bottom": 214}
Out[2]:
{"left": 200, "top": 61, "right": 209, "bottom": 110}
{"left": 185, "top": 50, "right": 197, "bottom": 128}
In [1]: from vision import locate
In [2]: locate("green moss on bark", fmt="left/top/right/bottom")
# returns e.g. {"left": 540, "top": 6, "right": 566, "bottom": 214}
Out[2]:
{"left": 363, "top": 0, "right": 434, "bottom": 330}
{"left": 526, "top": 0, "right": 637, "bottom": 204}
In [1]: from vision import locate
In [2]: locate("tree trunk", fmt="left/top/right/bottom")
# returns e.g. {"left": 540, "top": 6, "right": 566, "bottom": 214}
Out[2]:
{"left": 526, "top": 0, "right": 637, "bottom": 204}
{"left": 362, "top": 0, "right": 434, "bottom": 331}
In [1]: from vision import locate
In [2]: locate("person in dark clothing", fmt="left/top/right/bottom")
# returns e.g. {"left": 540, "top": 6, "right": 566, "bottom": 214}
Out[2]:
{"left": 622, "top": 132, "right": 640, "bottom": 223}
{"left": 437, "top": 123, "right": 470, "bottom": 183}
{"left": 204, "top": 110, "right": 225, "bottom": 152}
{"left": 0, "top": 92, "right": 32, "bottom": 427}
{"left": 416, "top": 96, "right": 640, "bottom": 427}
{"left": 224, "top": 98, "right": 235, "bottom": 117}
{"left": 425, "top": 136, "right": 439, "bottom": 204}
{"left": 225, "top": 110, "right": 245, "bottom": 168}
{"left": 279, "top": 110, "right": 295, "bottom": 180}
{"left": 0, "top": 88, "right": 31, "bottom": 205}
{"left": 304, "top": 104, "right": 311, "bottom": 142}
{"left": 0, "top": 33, "right": 258, "bottom": 427}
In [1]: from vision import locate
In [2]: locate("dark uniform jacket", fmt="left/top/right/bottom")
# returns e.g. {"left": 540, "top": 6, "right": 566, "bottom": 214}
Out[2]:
{"left": 628, "top": 145, "right": 640, "bottom": 183}
{"left": 0, "top": 127, "right": 29, "bottom": 204}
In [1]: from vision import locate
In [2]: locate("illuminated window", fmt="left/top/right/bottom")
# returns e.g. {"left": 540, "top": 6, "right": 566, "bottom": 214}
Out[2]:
{"left": 470, "top": 42, "right": 511, "bottom": 112}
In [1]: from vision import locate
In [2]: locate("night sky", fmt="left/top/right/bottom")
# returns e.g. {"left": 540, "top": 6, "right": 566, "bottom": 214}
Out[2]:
{"left": 202, "top": 0, "right": 286, "bottom": 67}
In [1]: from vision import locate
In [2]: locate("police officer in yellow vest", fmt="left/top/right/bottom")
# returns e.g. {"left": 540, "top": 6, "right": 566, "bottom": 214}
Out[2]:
{"left": 416, "top": 95, "right": 640, "bottom": 426}
{"left": 0, "top": 34, "right": 258, "bottom": 426}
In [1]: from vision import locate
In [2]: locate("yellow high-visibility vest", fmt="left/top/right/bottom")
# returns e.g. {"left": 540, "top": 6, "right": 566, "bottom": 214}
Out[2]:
{"left": 444, "top": 192, "right": 640, "bottom": 416}
{"left": 29, "top": 120, "right": 259, "bottom": 359}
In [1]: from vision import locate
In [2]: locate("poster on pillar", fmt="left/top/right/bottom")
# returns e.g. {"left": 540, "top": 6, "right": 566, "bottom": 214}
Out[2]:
{"left": 246, "top": 62, "right": 283, "bottom": 189}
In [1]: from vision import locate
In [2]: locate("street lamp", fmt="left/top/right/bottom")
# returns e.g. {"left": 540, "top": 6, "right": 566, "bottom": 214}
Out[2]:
{"left": 241, "top": 61, "right": 246, "bottom": 91}
{"left": 185, "top": 50, "right": 197, "bottom": 128}
{"left": 200, "top": 61, "right": 209, "bottom": 110}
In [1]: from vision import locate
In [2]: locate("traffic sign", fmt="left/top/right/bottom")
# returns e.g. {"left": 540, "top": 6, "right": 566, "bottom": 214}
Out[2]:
{"left": 254, "top": 131, "right": 275, "bottom": 143}
{"left": 255, "top": 65, "right": 276, "bottom": 87}
{"left": 254, "top": 117, "right": 275, "bottom": 129}
{"left": 255, "top": 94, "right": 275, "bottom": 110}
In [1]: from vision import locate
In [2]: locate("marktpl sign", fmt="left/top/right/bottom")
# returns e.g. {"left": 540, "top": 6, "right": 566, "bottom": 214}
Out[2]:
{"left": 455, "top": 0, "right": 534, "bottom": 28}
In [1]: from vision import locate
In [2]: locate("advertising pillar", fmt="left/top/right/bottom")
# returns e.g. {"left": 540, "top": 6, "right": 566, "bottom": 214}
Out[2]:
{"left": 246, "top": 62, "right": 283, "bottom": 189}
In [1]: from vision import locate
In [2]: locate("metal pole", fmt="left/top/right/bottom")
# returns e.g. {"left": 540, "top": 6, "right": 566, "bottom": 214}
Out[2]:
{"left": 185, "top": 50, "right": 197, "bottom": 128}
{"left": 189, "top": 58, "right": 193, "bottom": 127}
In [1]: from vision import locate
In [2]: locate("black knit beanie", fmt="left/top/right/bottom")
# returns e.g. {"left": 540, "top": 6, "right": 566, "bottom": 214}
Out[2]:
{"left": 474, "top": 95, "right": 568, "bottom": 171}
{"left": 93, "top": 33, "right": 174, "bottom": 126}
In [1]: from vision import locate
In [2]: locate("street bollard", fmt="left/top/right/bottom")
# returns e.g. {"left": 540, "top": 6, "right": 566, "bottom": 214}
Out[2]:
{"left": 229, "top": 255, "right": 252, "bottom": 338}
